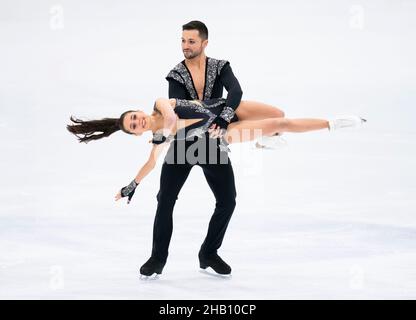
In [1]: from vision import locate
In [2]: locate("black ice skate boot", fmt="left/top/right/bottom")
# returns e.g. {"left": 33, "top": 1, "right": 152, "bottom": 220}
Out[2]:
{"left": 198, "top": 251, "right": 232, "bottom": 276}
{"left": 139, "top": 256, "right": 165, "bottom": 279}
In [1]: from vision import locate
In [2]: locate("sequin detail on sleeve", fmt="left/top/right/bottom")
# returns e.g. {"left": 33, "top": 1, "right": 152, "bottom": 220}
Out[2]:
{"left": 219, "top": 106, "right": 235, "bottom": 123}
{"left": 174, "top": 99, "right": 231, "bottom": 152}
{"left": 166, "top": 70, "right": 185, "bottom": 85}
{"left": 217, "top": 60, "right": 229, "bottom": 75}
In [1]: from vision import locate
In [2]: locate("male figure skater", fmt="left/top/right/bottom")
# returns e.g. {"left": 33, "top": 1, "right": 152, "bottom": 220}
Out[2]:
{"left": 139, "top": 20, "right": 243, "bottom": 277}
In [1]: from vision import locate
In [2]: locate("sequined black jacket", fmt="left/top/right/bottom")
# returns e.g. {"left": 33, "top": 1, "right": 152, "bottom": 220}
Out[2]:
{"left": 166, "top": 57, "right": 243, "bottom": 123}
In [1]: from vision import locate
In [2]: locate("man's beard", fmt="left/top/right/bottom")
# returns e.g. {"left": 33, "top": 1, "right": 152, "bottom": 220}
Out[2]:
{"left": 183, "top": 48, "right": 202, "bottom": 59}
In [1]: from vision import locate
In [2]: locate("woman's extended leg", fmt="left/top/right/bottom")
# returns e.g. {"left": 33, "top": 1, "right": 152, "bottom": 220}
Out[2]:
{"left": 235, "top": 100, "right": 285, "bottom": 121}
{"left": 225, "top": 118, "right": 329, "bottom": 144}
{"left": 232, "top": 100, "right": 286, "bottom": 148}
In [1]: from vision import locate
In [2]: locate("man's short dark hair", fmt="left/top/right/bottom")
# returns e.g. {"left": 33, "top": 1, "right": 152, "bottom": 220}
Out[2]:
{"left": 182, "top": 20, "right": 208, "bottom": 40}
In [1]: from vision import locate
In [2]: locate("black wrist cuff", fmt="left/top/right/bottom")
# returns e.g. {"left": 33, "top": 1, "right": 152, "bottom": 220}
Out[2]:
{"left": 213, "top": 117, "right": 229, "bottom": 130}
{"left": 152, "top": 133, "right": 175, "bottom": 145}
{"left": 152, "top": 135, "right": 167, "bottom": 145}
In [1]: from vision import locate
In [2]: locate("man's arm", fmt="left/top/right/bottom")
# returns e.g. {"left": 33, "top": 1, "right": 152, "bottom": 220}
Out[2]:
{"left": 168, "top": 79, "right": 188, "bottom": 99}
{"left": 210, "top": 62, "right": 243, "bottom": 133}
{"left": 211, "top": 63, "right": 243, "bottom": 131}
{"left": 221, "top": 62, "right": 243, "bottom": 112}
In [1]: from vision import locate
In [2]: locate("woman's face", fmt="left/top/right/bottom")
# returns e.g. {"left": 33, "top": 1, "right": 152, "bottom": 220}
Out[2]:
{"left": 122, "top": 110, "right": 151, "bottom": 135}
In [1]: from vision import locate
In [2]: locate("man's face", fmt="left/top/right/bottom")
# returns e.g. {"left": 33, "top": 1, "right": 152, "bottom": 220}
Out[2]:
{"left": 181, "top": 30, "right": 208, "bottom": 59}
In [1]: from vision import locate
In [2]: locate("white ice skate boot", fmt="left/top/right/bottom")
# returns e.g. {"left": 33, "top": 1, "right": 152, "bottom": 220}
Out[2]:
{"left": 255, "top": 133, "right": 287, "bottom": 149}
{"left": 328, "top": 115, "right": 367, "bottom": 131}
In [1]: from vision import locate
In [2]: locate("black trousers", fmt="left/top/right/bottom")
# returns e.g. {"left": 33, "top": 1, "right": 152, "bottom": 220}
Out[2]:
{"left": 150, "top": 137, "right": 237, "bottom": 263}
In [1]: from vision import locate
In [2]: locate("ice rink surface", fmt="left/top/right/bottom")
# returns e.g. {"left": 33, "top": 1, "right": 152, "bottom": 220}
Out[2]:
{"left": 1, "top": 0, "right": 416, "bottom": 299}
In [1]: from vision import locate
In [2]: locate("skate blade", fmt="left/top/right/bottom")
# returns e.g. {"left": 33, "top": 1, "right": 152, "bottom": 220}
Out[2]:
{"left": 199, "top": 268, "right": 232, "bottom": 280}
{"left": 255, "top": 142, "right": 266, "bottom": 149}
{"left": 139, "top": 273, "right": 160, "bottom": 281}
{"left": 254, "top": 140, "right": 287, "bottom": 150}
{"left": 254, "top": 142, "right": 276, "bottom": 150}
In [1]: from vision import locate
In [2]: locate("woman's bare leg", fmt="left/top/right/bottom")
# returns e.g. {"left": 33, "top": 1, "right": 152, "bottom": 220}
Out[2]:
{"left": 225, "top": 118, "right": 329, "bottom": 144}
{"left": 235, "top": 100, "right": 285, "bottom": 121}
{"left": 233, "top": 100, "right": 286, "bottom": 148}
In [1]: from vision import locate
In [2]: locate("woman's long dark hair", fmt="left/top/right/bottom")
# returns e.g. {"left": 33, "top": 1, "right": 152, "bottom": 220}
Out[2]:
{"left": 66, "top": 110, "right": 134, "bottom": 143}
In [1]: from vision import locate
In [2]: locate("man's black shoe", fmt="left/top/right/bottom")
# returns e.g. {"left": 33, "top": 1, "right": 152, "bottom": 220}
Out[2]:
{"left": 140, "top": 256, "right": 165, "bottom": 276}
{"left": 198, "top": 251, "right": 232, "bottom": 275}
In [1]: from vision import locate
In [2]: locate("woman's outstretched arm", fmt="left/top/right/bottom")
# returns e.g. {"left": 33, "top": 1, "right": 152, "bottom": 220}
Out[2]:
{"left": 133, "top": 143, "right": 166, "bottom": 183}
{"left": 114, "top": 142, "right": 168, "bottom": 203}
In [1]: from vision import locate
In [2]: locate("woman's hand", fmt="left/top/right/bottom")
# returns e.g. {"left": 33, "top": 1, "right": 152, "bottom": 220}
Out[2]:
{"left": 115, "top": 179, "right": 139, "bottom": 204}
{"left": 208, "top": 123, "right": 226, "bottom": 139}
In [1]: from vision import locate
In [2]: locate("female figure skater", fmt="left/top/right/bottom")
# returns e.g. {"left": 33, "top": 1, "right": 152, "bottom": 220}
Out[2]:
{"left": 67, "top": 97, "right": 366, "bottom": 203}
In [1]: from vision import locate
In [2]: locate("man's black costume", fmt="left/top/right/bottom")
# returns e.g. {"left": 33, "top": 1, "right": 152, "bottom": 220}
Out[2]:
{"left": 140, "top": 57, "right": 243, "bottom": 276}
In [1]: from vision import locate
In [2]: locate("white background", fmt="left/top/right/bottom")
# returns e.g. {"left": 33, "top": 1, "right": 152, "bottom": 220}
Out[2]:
{"left": 1, "top": 0, "right": 416, "bottom": 299}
